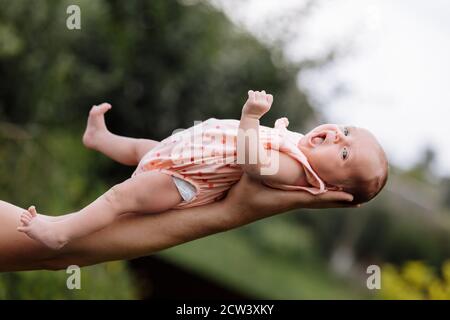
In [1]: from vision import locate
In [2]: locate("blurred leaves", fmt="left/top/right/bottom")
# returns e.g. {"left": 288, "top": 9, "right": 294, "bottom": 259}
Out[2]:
{"left": 0, "top": 23, "right": 23, "bottom": 57}
{"left": 0, "top": 262, "right": 137, "bottom": 299}
{"left": 380, "top": 260, "right": 450, "bottom": 300}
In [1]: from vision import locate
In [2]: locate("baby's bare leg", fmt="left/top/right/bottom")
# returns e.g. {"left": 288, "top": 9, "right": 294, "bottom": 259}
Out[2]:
{"left": 17, "top": 172, "right": 182, "bottom": 250}
{"left": 82, "top": 103, "right": 159, "bottom": 165}
{"left": 38, "top": 212, "right": 78, "bottom": 222}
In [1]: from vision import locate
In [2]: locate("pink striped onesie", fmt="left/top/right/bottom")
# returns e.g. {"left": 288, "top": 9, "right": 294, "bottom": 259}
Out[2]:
{"left": 132, "top": 118, "right": 326, "bottom": 209}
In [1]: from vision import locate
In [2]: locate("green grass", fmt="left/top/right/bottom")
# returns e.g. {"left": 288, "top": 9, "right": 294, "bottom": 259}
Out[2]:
{"left": 0, "top": 261, "right": 137, "bottom": 299}
{"left": 159, "top": 219, "right": 369, "bottom": 299}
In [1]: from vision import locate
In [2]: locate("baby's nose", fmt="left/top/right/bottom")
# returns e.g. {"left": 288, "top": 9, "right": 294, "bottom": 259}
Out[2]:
{"left": 333, "top": 129, "right": 345, "bottom": 143}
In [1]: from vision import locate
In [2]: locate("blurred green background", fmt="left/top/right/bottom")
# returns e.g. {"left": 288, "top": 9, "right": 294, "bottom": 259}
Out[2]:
{"left": 1, "top": 0, "right": 450, "bottom": 299}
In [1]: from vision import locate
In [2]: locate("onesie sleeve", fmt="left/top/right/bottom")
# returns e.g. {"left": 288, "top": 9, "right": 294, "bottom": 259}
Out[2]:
{"left": 263, "top": 118, "right": 327, "bottom": 195}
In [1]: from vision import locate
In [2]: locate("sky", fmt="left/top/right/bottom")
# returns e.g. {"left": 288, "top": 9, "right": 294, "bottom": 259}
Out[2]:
{"left": 211, "top": 0, "right": 450, "bottom": 176}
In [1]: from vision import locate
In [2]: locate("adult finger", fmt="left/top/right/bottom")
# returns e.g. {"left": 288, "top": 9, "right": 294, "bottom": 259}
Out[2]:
{"left": 279, "top": 189, "right": 354, "bottom": 209}
{"left": 314, "top": 190, "right": 354, "bottom": 203}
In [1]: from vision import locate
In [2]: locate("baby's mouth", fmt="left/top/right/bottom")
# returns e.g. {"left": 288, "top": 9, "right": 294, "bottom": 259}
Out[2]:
{"left": 310, "top": 132, "right": 327, "bottom": 146}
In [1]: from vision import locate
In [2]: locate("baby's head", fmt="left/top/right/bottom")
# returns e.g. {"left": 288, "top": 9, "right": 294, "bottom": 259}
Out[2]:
{"left": 298, "top": 124, "right": 388, "bottom": 204}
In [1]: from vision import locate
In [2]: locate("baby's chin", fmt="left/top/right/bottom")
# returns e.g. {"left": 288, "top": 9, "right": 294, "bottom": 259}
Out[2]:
{"left": 297, "top": 135, "right": 312, "bottom": 152}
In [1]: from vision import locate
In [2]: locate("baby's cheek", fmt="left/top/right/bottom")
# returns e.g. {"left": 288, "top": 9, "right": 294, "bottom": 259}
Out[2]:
{"left": 311, "top": 160, "right": 339, "bottom": 183}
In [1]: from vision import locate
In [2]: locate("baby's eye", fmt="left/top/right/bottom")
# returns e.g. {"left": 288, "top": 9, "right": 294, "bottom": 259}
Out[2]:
{"left": 343, "top": 127, "right": 349, "bottom": 136}
{"left": 342, "top": 148, "right": 349, "bottom": 160}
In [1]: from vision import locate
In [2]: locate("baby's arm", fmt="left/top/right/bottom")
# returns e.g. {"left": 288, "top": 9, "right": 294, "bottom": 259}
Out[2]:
{"left": 238, "top": 90, "right": 273, "bottom": 177}
{"left": 238, "top": 90, "right": 306, "bottom": 186}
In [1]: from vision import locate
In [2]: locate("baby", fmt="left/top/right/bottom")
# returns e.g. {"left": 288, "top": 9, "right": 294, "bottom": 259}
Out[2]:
{"left": 17, "top": 90, "right": 388, "bottom": 249}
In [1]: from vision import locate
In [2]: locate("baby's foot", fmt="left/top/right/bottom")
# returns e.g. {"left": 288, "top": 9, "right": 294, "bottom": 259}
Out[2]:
{"left": 82, "top": 103, "right": 112, "bottom": 149}
{"left": 17, "top": 206, "right": 68, "bottom": 250}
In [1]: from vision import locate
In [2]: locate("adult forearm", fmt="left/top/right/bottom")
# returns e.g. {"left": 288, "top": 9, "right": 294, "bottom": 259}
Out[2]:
{"left": 43, "top": 200, "right": 239, "bottom": 270}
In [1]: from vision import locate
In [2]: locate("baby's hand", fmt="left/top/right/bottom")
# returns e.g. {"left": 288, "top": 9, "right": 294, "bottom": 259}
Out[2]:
{"left": 242, "top": 90, "right": 273, "bottom": 119}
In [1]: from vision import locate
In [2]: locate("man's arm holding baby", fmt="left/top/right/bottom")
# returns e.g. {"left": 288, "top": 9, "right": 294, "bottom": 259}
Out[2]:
{"left": 0, "top": 173, "right": 356, "bottom": 271}
{"left": 238, "top": 90, "right": 305, "bottom": 185}
{"left": 0, "top": 176, "right": 356, "bottom": 271}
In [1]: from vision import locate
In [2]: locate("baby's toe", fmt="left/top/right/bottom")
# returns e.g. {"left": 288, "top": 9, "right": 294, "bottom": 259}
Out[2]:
{"left": 21, "top": 212, "right": 31, "bottom": 219}
{"left": 17, "top": 226, "right": 30, "bottom": 233}
{"left": 23, "top": 210, "right": 33, "bottom": 219}
{"left": 28, "top": 206, "right": 37, "bottom": 217}
{"left": 20, "top": 216, "right": 31, "bottom": 226}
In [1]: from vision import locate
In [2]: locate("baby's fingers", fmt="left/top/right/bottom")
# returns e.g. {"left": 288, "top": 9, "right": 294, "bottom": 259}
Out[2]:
{"left": 248, "top": 90, "right": 255, "bottom": 101}
{"left": 260, "top": 91, "right": 268, "bottom": 102}
{"left": 266, "top": 94, "right": 273, "bottom": 105}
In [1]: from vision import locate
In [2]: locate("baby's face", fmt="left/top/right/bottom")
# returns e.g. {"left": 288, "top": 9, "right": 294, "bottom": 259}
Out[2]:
{"left": 298, "top": 124, "right": 385, "bottom": 189}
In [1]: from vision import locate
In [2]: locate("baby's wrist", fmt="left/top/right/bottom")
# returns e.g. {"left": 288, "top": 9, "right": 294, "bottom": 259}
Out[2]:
{"left": 241, "top": 111, "right": 262, "bottom": 120}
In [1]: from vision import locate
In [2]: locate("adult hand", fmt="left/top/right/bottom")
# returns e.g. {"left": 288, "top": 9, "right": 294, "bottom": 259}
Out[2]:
{"left": 221, "top": 174, "right": 355, "bottom": 229}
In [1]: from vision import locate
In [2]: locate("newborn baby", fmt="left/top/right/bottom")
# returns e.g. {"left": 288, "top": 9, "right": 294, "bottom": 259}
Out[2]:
{"left": 17, "top": 90, "right": 388, "bottom": 249}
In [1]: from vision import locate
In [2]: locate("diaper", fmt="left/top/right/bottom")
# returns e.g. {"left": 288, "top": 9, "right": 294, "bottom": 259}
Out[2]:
{"left": 172, "top": 176, "right": 197, "bottom": 202}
